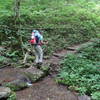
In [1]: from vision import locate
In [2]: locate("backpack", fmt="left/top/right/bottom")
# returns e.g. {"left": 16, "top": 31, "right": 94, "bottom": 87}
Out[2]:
{"left": 30, "top": 39, "right": 36, "bottom": 44}
{"left": 30, "top": 33, "right": 39, "bottom": 45}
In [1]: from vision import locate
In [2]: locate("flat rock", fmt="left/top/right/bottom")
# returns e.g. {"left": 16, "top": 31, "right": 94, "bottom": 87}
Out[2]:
{"left": 16, "top": 77, "right": 78, "bottom": 100}
{"left": 3, "top": 79, "right": 28, "bottom": 91}
{"left": 2, "top": 66, "right": 49, "bottom": 91}
{"left": 22, "top": 67, "right": 44, "bottom": 82}
{"left": 0, "top": 86, "right": 11, "bottom": 99}
{"left": 53, "top": 53, "right": 64, "bottom": 58}
{"left": 78, "top": 95, "right": 91, "bottom": 100}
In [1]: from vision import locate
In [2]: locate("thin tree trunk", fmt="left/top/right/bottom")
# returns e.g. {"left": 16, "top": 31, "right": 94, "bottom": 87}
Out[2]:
{"left": 14, "top": 0, "right": 25, "bottom": 56}
{"left": 14, "top": 0, "right": 21, "bottom": 24}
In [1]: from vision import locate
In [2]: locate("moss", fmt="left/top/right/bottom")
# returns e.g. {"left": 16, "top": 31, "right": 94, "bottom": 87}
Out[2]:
{"left": 40, "top": 65, "right": 50, "bottom": 74}
{"left": 4, "top": 80, "right": 28, "bottom": 91}
{"left": 7, "top": 92, "right": 16, "bottom": 100}
{"left": 23, "top": 72, "right": 43, "bottom": 83}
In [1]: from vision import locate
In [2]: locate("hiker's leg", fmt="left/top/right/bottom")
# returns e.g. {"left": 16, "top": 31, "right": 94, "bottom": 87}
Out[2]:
{"left": 34, "top": 46, "right": 39, "bottom": 63}
{"left": 37, "top": 45, "right": 43, "bottom": 63}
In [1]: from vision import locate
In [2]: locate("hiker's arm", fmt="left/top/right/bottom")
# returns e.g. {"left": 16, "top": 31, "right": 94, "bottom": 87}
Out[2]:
{"left": 41, "top": 40, "right": 48, "bottom": 45}
{"left": 39, "top": 34, "right": 48, "bottom": 45}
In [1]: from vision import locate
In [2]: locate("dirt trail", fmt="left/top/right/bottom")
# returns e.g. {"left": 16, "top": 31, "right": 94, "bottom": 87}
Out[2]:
{"left": 16, "top": 76, "right": 78, "bottom": 100}
{"left": 16, "top": 44, "right": 80, "bottom": 100}
{"left": 0, "top": 43, "right": 90, "bottom": 100}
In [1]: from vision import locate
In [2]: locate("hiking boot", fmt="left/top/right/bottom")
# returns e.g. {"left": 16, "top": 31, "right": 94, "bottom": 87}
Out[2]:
{"left": 36, "top": 62, "right": 42, "bottom": 69}
{"left": 39, "top": 62, "right": 43, "bottom": 65}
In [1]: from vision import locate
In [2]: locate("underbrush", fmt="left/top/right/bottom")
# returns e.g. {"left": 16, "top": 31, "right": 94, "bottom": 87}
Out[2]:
{"left": 57, "top": 39, "right": 100, "bottom": 100}
{"left": 0, "top": 0, "right": 100, "bottom": 66}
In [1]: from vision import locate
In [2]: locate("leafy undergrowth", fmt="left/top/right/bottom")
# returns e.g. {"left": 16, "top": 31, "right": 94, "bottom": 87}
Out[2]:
{"left": 0, "top": 0, "right": 100, "bottom": 69}
{"left": 57, "top": 38, "right": 100, "bottom": 100}
{"left": 0, "top": 0, "right": 100, "bottom": 57}
{"left": 7, "top": 92, "right": 16, "bottom": 100}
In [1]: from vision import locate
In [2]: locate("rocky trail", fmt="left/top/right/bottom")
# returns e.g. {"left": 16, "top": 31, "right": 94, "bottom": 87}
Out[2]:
{"left": 0, "top": 43, "right": 91, "bottom": 100}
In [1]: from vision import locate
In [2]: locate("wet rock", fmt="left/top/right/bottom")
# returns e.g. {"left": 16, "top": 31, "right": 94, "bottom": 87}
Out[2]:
{"left": 22, "top": 67, "right": 44, "bottom": 83}
{"left": 78, "top": 95, "right": 91, "bottom": 100}
{"left": 0, "top": 86, "right": 11, "bottom": 99}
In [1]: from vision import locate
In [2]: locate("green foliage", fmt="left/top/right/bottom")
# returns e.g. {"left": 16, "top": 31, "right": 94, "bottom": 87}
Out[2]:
{"left": 0, "top": 0, "right": 100, "bottom": 61}
{"left": 57, "top": 39, "right": 100, "bottom": 99}
{"left": 0, "top": 0, "right": 13, "bottom": 16}
{"left": 0, "top": 56, "right": 6, "bottom": 63}
{"left": 77, "top": 38, "right": 100, "bottom": 61}
{"left": 91, "top": 92, "right": 100, "bottom": 100}
{"left": 0, "top": 55, "right": 12, "bottom": 67}
{"left": 7, "top": 92, "right": 16, "bottom": 100}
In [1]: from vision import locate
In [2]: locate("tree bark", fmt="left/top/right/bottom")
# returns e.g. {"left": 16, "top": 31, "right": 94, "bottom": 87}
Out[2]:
{"left": 14, "top": 0, "right": 21, "bottom": 23}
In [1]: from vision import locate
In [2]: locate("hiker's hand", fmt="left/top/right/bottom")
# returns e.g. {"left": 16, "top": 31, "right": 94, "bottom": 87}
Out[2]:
{"left": 44, "top": 41, "right": 48, "bottom": 45}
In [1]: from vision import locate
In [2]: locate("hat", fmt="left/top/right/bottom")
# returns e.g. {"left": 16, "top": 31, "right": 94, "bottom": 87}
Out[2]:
{"left": 32, "top": 30, "right": 38, "bottom": 33}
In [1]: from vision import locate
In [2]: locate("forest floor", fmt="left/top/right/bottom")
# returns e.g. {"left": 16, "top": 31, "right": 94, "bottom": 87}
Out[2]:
{"left": 0, "top": 43, "right": 90, "bottom": 100}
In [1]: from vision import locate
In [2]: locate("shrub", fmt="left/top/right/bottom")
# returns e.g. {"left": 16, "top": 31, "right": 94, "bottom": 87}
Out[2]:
{"left": 57, "top": 39, "right": 100, "bottom": 99}
{"left": 0, "top": 0, "right": 100, "bottom": 58}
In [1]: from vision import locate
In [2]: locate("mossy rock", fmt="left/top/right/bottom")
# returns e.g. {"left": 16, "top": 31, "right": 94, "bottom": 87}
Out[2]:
{"left": 22, "top": 67, "right": 44, "bottom": 83}
{"left": 0, "top": 47, "right": 6, "bottom": 55}
{"left": 3, "top": 79, "right": 28, "bottom": 91}
{"left": 0, "top": 56, "right": 11, "bottom": 68}
{"left": 40, "top": 65, "right": 50, "bottom": 74}
{"left": 13, "top": 62, "right": 31, "bottom": 68}
{"left": 27, "top": 55, "right": 35, "bottom": 62}
{"left": 0, "top": 87, "right": 12, "bottom": 99}
{"left": 7, "top": 92, "right": 16, "bottom": 100}
{"left": 43, "top": 56, "right": 50, "bottom": 60}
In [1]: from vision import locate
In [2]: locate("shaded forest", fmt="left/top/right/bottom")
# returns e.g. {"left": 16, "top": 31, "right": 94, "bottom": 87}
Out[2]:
{"left": 0, "top": 0, "right": 100, "bottom": 100}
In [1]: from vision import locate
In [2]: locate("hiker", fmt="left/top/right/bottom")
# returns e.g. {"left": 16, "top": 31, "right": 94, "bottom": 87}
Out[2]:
{"left": 30, "top": 29, "right": 47, "bottom": 66}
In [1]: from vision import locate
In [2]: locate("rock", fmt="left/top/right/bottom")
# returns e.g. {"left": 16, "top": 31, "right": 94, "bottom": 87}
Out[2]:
{"left": 22, "top": 67, "right": 44, "bottom": 83}
{"left": 3, "top": 79, "right": 28, "bottom": 91}
{"left": 15, "top": 62, "right": 31, "bottom": 68}
{"left": 7, "top": 92, "right": 16, "bottom": 100}
{"left": 0, "top": 47, "right": 6, "bottom": 55}
{"left": 2, "top": 66, "right": 49, "bottom": 91}
{"left": 0, "top": 87, "right": 11, "bottom": 99}
{"left": 53, "top": 53, "right": 64, "bottom": 58}
{"left": 67, "top": 47, "right": 76, "bottom": 51}
{"left": 78, "top": 95, "right": 91, "bottom": 100}
{"left": 44, "top": 56, "right": 50, "bottom": 59}
{"left": 40, "top": 64, "right": 50, "bottom": 73}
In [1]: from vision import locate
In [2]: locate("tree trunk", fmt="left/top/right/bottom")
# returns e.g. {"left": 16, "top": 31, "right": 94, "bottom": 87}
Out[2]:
{"left": 14, "top": 0, "right": 21, "bottom": 24}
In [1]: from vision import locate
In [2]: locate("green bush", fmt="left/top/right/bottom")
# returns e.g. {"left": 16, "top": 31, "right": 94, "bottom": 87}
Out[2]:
{"left": 77, "top": 38, "right": 100, "bottom": 61}
{"left": 7, "top": 92, "right": 16, "bottom": 100}
{"left": 57, "top": 39, "right": 100, "bottom": 99}
{"left": 0, "top": 0, "right": 100, "bottom": 56}
{"left": 91, "top": 92, "right": 100, "bottom": 100}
